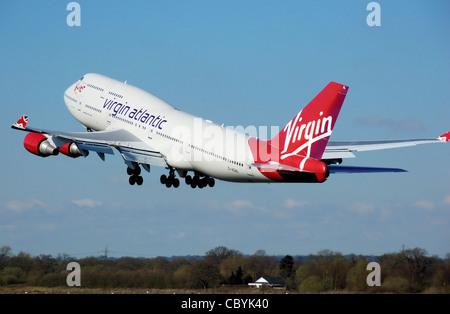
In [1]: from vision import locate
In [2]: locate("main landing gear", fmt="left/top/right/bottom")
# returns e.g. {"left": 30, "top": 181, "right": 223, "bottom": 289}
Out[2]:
{"left": 127, "top": 165, "right": 143, "bottom": 186}
{"left": 126, "top": 163, "right": 216, "bottom": 189}
{"left": 159, "top": 169, "right": 215, "bottom": 189}
{"left": 185, "top": 173, "right": 215, "bottom": 189}
{"left": 160, "top": 167, "right": 180, "bottom": 188}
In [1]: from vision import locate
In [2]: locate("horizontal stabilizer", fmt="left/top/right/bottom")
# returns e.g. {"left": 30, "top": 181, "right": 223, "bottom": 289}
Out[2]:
{"left": 328, "top": 165, "right": 407, "bottom": 173}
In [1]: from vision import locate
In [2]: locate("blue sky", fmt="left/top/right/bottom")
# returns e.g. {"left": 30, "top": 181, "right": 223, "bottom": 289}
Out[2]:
{"left": 1, "top": 1, "right": 449, "bottom": 258}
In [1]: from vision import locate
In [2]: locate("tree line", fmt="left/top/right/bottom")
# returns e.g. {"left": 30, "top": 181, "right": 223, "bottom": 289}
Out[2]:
{"left": 0, "top": 245, "right": 449, "bottom": 293}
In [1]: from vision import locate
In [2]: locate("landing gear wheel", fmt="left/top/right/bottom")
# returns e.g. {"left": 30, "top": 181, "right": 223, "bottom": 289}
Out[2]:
{"left": 202, "top": 178, "right": 210, "bottom": 188}
{"left": 127, "top": 164, "right": 143, "bottom": 186}
{"left": 127, "top": 167, "right": 134, "bottom": 176}
{"left": 184, "top": 173, "right": 215, "bottom": 189}
{"left": 161, "top": 167, "right": 182, "bottom": 188}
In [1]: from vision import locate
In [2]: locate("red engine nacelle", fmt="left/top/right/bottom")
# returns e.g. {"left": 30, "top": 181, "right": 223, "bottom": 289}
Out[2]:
{"left": 254, "top": 155, "right": 330, "bottom": 183}
{"left": 300, "top": 157, "right": 329, "bottom": 183}
{"left": 59, "top": 142, "right": 88, "bottom": 158}
{"left": 277, "top": 155, "right": 329, "bottom": 183}
{"left": 23, "top": 133, "right": 59, "bottom": 157}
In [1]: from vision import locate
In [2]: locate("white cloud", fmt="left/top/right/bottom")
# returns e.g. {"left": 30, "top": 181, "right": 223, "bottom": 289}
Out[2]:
{"left": 349, "top": 202, "right": 375, "bottom": 215}
{"left": 224, "top": 199, "right": 269, "bottom": 215}
{"left": 72, "top": 199, "right": 102, "bottom": 208}
{"left": 225, "top": 200, "right": 252, "bottom": 215}
{"left": 4, "top": 199, "right": 47, "bottom": 213}
{"left": 283, "top": 198, "right": 307, "bottom": 209}
{"left": 37, "top": 223, "right": 56, "bottom": 231}
{"left": 0, "top": 224, "right": 16, "bottom": 231}
{"left": 412, "top": 200, "right": 435, "bottom": 211}
{"left": 226, "top": 199, "right": 253, "bottom": 210}
{"left": 171, "top": 232, "right": 186, "bottom": 239}
{"left": 444, "top": 195, "right": 450, "bottom": 206}
{"left": 200, "top": 199, "right": 220, "bottom": 210}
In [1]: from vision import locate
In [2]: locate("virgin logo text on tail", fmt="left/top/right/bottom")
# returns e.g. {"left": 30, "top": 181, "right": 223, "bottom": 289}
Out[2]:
{"left": 281, "top": 110, "right": 333, "bottom": 159}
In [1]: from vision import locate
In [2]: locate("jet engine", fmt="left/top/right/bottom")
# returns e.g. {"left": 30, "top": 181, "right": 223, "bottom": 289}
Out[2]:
{"left": 23, "top": 133, "right": 59, "bottom": 157}
{"left": 59, "top": 142, "right": 88, "bottom": 158}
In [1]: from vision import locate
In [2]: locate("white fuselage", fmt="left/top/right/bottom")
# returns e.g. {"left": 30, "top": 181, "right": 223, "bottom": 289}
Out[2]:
{"left": 64, "top": 73, "right": 266, "bottom": 182}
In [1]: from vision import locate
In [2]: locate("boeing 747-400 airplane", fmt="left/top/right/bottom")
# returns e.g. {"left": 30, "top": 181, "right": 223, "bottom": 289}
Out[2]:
{"left": 12, "top": 74, "right": 449, "bottom": 188}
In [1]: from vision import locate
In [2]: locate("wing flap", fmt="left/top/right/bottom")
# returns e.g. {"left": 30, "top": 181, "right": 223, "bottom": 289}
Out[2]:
{"left": 118, "top": 147, "right": 167, "bottom": 167}
{"left": 76, "top": 143, "right": 115, "bottom": 155}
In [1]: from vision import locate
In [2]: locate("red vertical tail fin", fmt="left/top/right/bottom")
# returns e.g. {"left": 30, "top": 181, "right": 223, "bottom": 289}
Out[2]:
{"left": 249, "top": 82, "right": 348, "bottom": 165}
{"left": 271, "top": 82, "right": 348, "bottom": 161}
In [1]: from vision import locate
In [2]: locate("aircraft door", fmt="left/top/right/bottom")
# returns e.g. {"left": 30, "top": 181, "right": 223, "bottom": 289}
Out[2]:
{"left": 246, "top": 164, "right": 254, "bottom": 177}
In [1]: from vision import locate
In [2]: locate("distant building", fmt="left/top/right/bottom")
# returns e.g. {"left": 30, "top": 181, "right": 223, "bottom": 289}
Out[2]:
{"left": 248, "top": 276, "right": 286, "bottom": 288}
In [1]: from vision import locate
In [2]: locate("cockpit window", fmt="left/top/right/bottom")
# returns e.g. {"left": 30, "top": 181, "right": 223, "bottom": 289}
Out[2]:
{"left": 80, "top": 76, "right": 84, "bottom": 81}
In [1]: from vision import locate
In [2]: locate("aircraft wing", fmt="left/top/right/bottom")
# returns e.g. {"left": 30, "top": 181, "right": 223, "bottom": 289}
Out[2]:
{"left": 11, "top": 118, "right": 167, "bottom": 167}
{"left": 322, "top": 132, "right": 450, "bottom": 160}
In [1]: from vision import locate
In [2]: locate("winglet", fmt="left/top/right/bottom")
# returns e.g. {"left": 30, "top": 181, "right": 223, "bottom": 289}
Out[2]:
{"left": 12, "top": 115, "right": 29, "bottom": 129}
{"left": 438, "top": 131, "right": 450, "bottom": 142}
